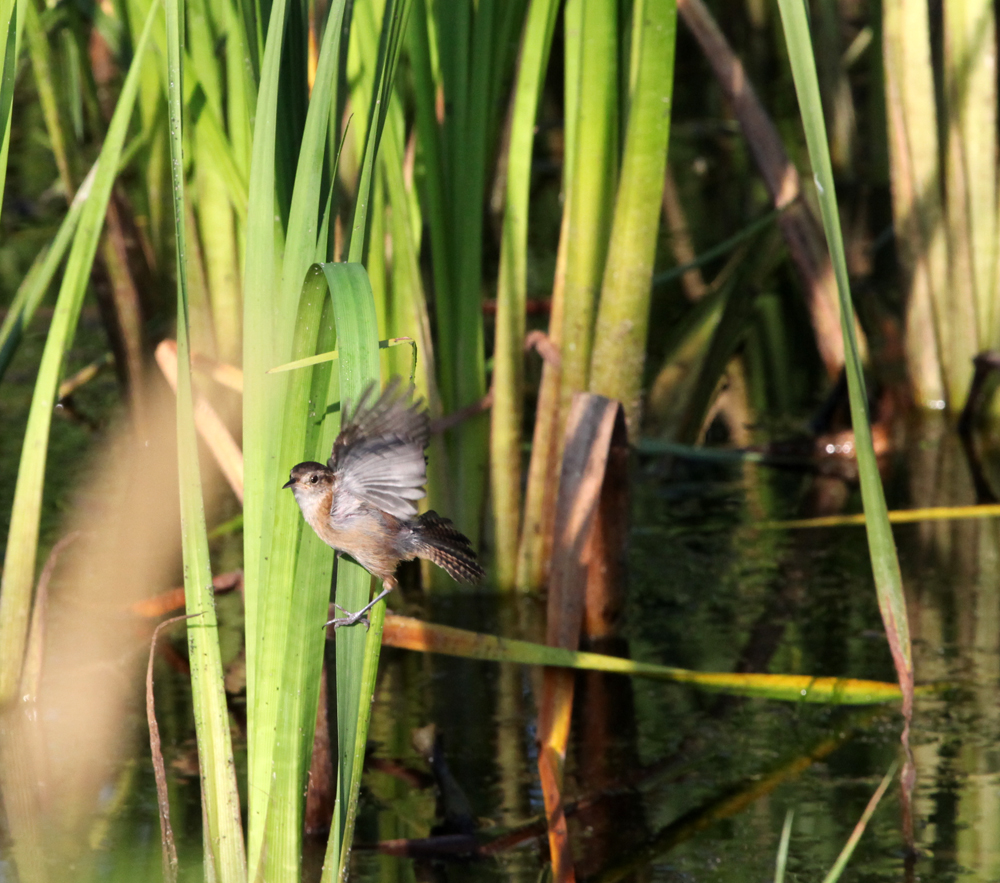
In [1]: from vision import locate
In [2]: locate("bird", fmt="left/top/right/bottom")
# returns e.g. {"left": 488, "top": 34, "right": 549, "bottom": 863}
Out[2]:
{"left": 283, "top": 377, "right": 485, "bottom": 629}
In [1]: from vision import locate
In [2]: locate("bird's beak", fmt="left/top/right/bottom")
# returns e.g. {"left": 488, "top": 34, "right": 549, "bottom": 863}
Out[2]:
{"left": 282, "top": 477, "right": 295, "bottom": 489}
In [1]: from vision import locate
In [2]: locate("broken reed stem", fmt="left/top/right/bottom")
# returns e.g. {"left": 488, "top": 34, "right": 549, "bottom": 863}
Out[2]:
{"left": 146, "top": 613, "right": 202, "bottom": 883}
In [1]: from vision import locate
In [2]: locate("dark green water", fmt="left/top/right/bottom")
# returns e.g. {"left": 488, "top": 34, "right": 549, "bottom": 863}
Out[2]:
{"left": 74, "top": 431, "right": 1000, "bottom": 882}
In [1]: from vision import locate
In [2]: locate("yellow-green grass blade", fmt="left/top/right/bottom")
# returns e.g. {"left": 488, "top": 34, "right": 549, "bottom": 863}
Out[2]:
{"left": 237, "top": 0, "right": 263, "bottom": 89}
{"left": 774, "top": 810, "right": 794, "bottom": 883}
{"left": 0, "top": 1, "right": 157, "bottom": 706}
{"left": 127, "top": 0, "right": 171, "bottom": 264}
{"left": 277, "top": 0, "right": 348, "bottom": 352}
{"left": 379, "top": 125, "right": 435, "bottom": 398}
{"left": 193, "top": 131, "right": 242, "bottom": 361}
{"left": 187, "top": 77, "right": 249, "bottom": 217}
{"left": 163, "top": 0, "right": 247, "bottom": 872}
{"left": 442, "top": 0, "right": 510, "bottom": 547}
{"left": 343, "top": 0, "right": 381, "bottom": 219}
{"left": 223, "top": 0, "right": 253, "bottom": 185}
{"left": 381, "top": 615, "right": 906, "bottom": 705}
{"left": 24, "top": 0, "right": 72, "bottom": 192}
{"left": 410, "top": 0, "right": 524, "bottom": 549}
{"left": 589, "top": 0, "right": 677, "bottom": 431}
{"left": 490, "top": 0, "right": 559, "bottom": 590}
{"left": 265, "top": 337, "right": 413, "bottom": 374}
{"left": 367, "top": 167, "right": 389, "bottom": 332}
{"left": 407, "top": 0, "right": 453, "bottom": 395}
{"left": 179, "top": 0, "right": 248, "bottom": 363}
{"left": 559, "top": 0, "right": 617, "bottom": 416}
{"left": 242, "top": 0, "right": 406, "bottom": 871}
{"left": 272, "top": 4, "right": 309, "bottom": 220}
{"left": 345, "top": 2, "right": 423, "bottom": 379}
{"left": 515, "top": 0, "right": 584, "bottom": 592}
{"left": 562, "top": 0, "right": 581, "bottom": 186}
{"left": 317, "top": 263, "right": 381, "bottom": 882}
{"left": 335, "top": 599, "right": 386, "bottom": 872}
{"left": 820, "top": 760, "right": 898, "bottom": 883}
{"left": 245, "top": 2, "right": 402, "bottom": 876}
{"left": 346, "top": 0, "right": 410, "bottom": 265}
{"left": 0, "top": 0, "right": 25, "bottom": 220}
{"left": 776, "top": 0, "right": 912, "bottom": 696}
{"left": 377, "top": 104, "right": 444, "bottom": 517}
{"left": 763, "top": 504, "right": 1000, "bottom": 530}
{"left": 186, "top": 0, "right": 222, "bottom": 117}
{"left": 242, "top": 0, "right": 292, "bottom": 858}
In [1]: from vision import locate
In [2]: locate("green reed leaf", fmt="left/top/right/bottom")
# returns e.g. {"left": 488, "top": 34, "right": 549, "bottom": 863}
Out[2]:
{"left": 163, "top": 0, "right": 247, "bottom": 874}
{"left": 775, "top": 0, "right": 913, "bottom": 711}
{"left": 0, "top": 0, "right": 157, "bottom": 705}
{"left": 319, "top": 262, "right": 381, "bottom": 881}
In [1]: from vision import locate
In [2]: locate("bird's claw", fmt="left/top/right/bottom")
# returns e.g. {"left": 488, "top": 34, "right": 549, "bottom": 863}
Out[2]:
{"left": 323, "top": 603, "right": 371, "bottom": 632}
{"left": 322, "top": 587, "right": 393, "bottom": 634}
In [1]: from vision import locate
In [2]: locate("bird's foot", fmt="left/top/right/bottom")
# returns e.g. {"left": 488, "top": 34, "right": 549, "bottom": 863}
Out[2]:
{"left": 324, "top": 603, "right": 372, "bottom": 631}
{"left": 322, "top": 586, "right": 394, "bottom": 632}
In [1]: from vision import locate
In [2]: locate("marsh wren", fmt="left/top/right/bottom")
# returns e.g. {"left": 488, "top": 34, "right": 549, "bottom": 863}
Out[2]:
{"left": 283, "top": 377, "right": 485, "bottom": 628}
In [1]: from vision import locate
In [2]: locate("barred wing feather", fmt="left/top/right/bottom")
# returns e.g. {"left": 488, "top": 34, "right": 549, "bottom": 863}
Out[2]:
{"left": 329, "top": 378, "right": 430, "bottom": 520}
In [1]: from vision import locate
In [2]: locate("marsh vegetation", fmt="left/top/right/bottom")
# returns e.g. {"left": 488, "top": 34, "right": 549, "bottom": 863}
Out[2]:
{"left": 0, "top": 0, "right": 998, "bottom": 879}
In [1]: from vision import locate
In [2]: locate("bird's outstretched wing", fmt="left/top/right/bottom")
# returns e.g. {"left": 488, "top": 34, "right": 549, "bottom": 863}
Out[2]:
{"left": 329, "top": 377, "right": 430, "bottom": 519}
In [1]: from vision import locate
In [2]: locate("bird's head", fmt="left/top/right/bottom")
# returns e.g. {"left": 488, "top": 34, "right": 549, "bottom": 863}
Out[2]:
{"left": 282, "top": 462, "right": 334, "bottom": 499}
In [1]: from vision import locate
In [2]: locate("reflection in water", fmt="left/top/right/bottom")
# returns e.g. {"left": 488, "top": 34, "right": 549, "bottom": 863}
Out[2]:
{"left": 909, "top": 417, "right": 1000, "bottom": 881}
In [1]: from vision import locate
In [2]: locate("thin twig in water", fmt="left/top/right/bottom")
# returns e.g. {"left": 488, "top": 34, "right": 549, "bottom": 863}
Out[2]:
{"left": 21, "top": 531, "right": 81, "bottom": 701}
{"left": 146, "top": 612, "right": 202, "bottom": 883}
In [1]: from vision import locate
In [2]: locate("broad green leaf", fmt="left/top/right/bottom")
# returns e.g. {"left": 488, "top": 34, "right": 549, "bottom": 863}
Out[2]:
{"left": 244, "top": 1, "right": 351, "bottom": 876}
{"left": 242, "top": 0, "right": 292, "bottom": 861}
{"left": 319, "top": 263, "right": 381, "bottom": 881}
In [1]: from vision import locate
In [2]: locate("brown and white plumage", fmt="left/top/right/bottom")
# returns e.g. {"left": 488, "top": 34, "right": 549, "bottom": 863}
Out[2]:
{"left": 284, "top": 377, "right": 484, "bottom": 627}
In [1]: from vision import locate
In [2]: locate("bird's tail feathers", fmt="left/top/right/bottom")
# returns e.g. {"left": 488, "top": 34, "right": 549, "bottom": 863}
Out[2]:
{"left": 414, "top": 511, "right": 485, "bottom": 585}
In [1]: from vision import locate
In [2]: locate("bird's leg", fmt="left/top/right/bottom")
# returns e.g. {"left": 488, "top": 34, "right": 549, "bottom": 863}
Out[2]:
{"left": 323, "top": 577, "right": 396, "bottom": 631}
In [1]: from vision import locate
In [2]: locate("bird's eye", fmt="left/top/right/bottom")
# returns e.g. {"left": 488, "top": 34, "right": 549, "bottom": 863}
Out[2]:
{"left": 309, "top": 474, "right": 319, "bottom": 484}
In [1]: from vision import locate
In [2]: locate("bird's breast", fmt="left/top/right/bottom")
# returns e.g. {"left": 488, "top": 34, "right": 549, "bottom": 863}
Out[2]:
{"left": 292, "top": 487, "right": 334, "bottom": 536}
